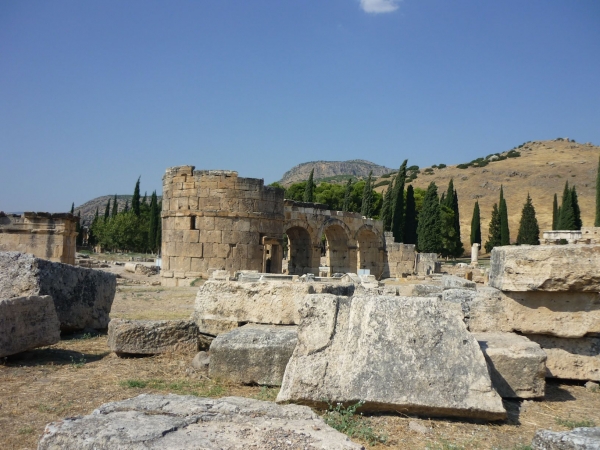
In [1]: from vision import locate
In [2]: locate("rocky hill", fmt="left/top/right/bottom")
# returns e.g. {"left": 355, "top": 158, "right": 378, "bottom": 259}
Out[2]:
{"left": 374, "top": 138, "right": 600, "bottom": 253}
{"left": 73, "top": 195, "right": 161, "bottom": 226}
{"left": 279, "top": 159, "right": 394, "bottom": 187}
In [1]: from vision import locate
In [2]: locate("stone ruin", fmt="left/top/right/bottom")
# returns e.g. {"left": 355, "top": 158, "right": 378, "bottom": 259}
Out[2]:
{"left": 160, "top": 166, "right": 428, "bottom": 286}
{"left": 0, "top": 211, "right": 78, "bottom": 265}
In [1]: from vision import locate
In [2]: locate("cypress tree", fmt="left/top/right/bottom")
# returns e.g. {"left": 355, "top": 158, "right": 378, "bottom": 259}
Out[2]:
{"left": 342, "top": 178, "right": 353, "bottom": 212}
{"left": 76, "top": 211, "right": 84, "bottom": 246}
{"left": 572, "top": 185, "right": 582, "bottom": 229}
{"left": 381, "top": 179, "right": 394, "bottom": 231}
{"left": 132, "top": 176, "right": 141, "bottom": 216}
{"left": 156, "top": 201, "right": 162, "bottom": 252}
{"left": 558, "top": 181, "right": 575, "bottom": 230}
{"left": 499, "top": 185, "right": 510, "bottom": 245}
{"left": 404, "top": 185, "right": 417, "bottom": 244}
{"left": 517, "top": 193, "right": 540, "bottom": 245}
{"left": 104, "top": 199, "right": 111, "bottom": 220}
{"left": 484, "top": 203, "right": 501, "bottom": 253}
{"left": 451, "top": 184, "right": 463, "bottom": 256}
{"left": 361, "top": 171, "right": 373, "bottom": 217}
{"left": 70, "top": 202, "right": 74, "bottom": 214}
{"left": 303, "top": 169, "right": 315, "bottom": 203}
{"left": 596, "top": 157, "right": 600, "bottom": 227}
{"left": 391, "top": 160, "right": 408, "bottom": 242}
{"left": 111, "top": 194, "right": 118, "bottom": 217}
{"left": 124, "top": 200, "right": 129, "bottom": 213}
{"left": 552, "top": 194, "right": 559, "bottom": 230}
{"left": 470, "top": 201, "right": 481, "bottom": 246}
{"left": 149, "top": 191, "right": 158, "bottom": 253}
{"left": 416, "top": 182, "right": 442, "bottom": 253}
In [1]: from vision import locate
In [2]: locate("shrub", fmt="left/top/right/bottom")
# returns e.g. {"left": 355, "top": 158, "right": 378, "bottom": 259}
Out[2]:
{"left": 323, "top": 401, "right": 387, "bottom": 445}
{"left": 373, "top": 180, "right": 390, "bottom": 188}
{"left": 438, "top": 163, "right": 446, "bottom": 169}
{"left": 457, "top": 164, "right": 470, "bottom": 169}
{"left": 407, "top": 165, "right": 419, "bottom": 171}
{"left": 507, "top": 150, "right": 521, "bottom": 158}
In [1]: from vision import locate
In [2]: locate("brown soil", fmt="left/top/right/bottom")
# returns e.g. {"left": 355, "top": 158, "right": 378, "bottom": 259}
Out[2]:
{"left": 2, "top": 266, "right": 599, "bottom": 449}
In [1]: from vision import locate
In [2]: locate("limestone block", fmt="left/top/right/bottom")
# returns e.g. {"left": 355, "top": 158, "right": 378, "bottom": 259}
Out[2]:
{"left": 531, "top": 427, "right": 600, "bottom": 449}
{"left": 467, "top": 287, "right": 512, "bottom": 333}
{"left": 108, "top": 319, "right": 199, "bottom": 356}
{"left": 526, "top": 334, "right": 600, "bottom": 381}
{"left": 209, "top": 324, "right": 298, "bottom": 386}
{"left": 182, "top": 229, "right": 199, "bottom": 243}
{"left": 201, "top": 230, "right": 222, "bottom": 244}
{"left": 169, "top": 256, "right": 191, "bottom": 272}
{"left": 472, "top": 332, "right": 546, "bottom": 399}
{"left": 0, "top": 295, "right": 60, "bottom": 357}
{"left": 196, "top": 216, "right": 215, "bottom": 231}
{"left": 172, "top": 216, "right": 193, "bottom": 230}
{"left": 277, "top": 294, "right": 506, "bottom": 420}
{"left": 490, "top": 244, "right": 600, "bottom": 292}
{"left": 192, "top": 280, "right": 356, "bottom": 336}
{"left": 442, "top": 275, "right": 477, "bottom": 290}
{"left": 176, "top": 242, "right": 203, "bottom": 258}
{"left": 0, "top": 252, "right": 116, "bottom": 331}
{"left": 398, "top": 284, "right": 442, "bottom": 297}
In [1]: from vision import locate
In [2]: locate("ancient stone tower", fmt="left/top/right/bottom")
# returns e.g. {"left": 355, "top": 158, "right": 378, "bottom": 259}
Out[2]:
{"left": 161, "top": 166, "right": 285, "bottom": 286}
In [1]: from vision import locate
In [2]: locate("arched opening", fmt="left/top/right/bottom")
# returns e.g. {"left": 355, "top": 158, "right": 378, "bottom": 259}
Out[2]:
{"left": 286, "top": 226, "right": 312, "bottom": 275}
{"left": 323, "top": 224, "right": 350, "bottom": 274}
{"left": 356, "top": 227, "right": 381, "bottom": 275}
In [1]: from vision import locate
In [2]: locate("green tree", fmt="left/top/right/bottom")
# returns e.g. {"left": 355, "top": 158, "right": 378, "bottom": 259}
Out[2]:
{"left": 155, "top": 201, "right": 162, "bottom": 252}
{"left": 558, "top": 181, "right": 576, "bottom": 230}
{"left": 132, "top": 176, "right": 141, "bottom": 216}
{"left": 572, "top": 185, "right": 582, "bottom": 229}
{"left": 391, "top": 160, "right": 408, "bottom": 242}
{"left": 442, "top": 179, "right": 463, "bottom": 257}
{"left": 70, "top": 202, "right": 74, "bottom": 214}
{"left": 303, "top": 169, "right": 315, "bottom": 203}
{"left": 361, "top": 171, "right": 374, "bottom": 217}
{"left": 104, "top": 199, "right": 111, "bottom": 220}
{"left": 88, "top": 208, "right": 99, "bottom": 247}
{"left": 111, "top": 194, "right": 118, "bottom": 218}
{"left": 552, "top": 193, "right": 559, "bottom": 230}
{"left": 440, "top": 204, "right": 458, "bottom": 258}
{"left": 517, "top": 194, "right": 540, "bottom": 245}
{"left": 416, "top": 182, "right": 442, "bottom": 253}
{"left": 596, "top": 157, "right": 600, "bottom": 226}
{"left": 484, "top": 203, "right": 501, "bottom": 253}
{"left": 285, "top": 182, "right": 306, "bottom": 201}
{"left": 342, "top": 178, "right": 353, "bottom": 212}
{"left": 76, "top": 211, "right": 83, "bottom": 246}
{"left": 499, "top": 186, "right": 510, "bottom": 245}
{"left": 148, "top": 191, "right": 159, "bottom": 253}
{"left": 404, "top": 185, "right": 417, "bottom": 244}
{"left": 124, "top": 200, "right": 129, "bottom": 213}
{"left": 470, "top": 201, "right": 481, "bottom": 246}
{"left": 381, "top": 179, "right": 394, "bottom": 231}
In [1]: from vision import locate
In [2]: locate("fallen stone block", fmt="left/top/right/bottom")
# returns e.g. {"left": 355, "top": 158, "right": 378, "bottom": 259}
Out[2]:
{"left": 0, "top": 252, "right": 116, "bottom": 331}
{"left": 397, "top": 283, "right": 442, "bottom": 297}
{"left": 490, "top": 244, "right": 600, "bottom": 292}
{"left": 277, "top": 294, "right": 506, "bottom": 420}
{"left": 442, "top": 275, "right": 476, "bottom": 290}
{"left": 108, "top": 319, "right": 199, "bottom": 356}
{"left": 191, "top": 351, "right": 210, "bottom": 372}
{"left": 38, "top": 394, "right": 362, "bottom": 449}
{"left": 192, "top": 279, "right": 355, "bottom": 336}
{"left": 526, "top": 334, "right": 600, "bottom": 381}
{"left": 472, "top": 332, "right": 546, "bottom": 399}
{"left": 209, "top": 324, "right": 297, "bottom": 386}
{"left": 532, "top": 427, "right": 600, "bottom": 449}
{"left": 0, "top": 295, "right": 60, "bottom": 357}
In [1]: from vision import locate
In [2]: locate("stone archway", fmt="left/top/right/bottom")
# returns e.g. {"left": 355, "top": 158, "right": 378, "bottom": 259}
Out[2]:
{"left": 285, "top": 226, "right": 314, "bottom": 275}
{"left": 321, "top": 220, "right": 355, "bottom": 274}
{"left": 356, "top": 226, "right": 383, "bottom": 276}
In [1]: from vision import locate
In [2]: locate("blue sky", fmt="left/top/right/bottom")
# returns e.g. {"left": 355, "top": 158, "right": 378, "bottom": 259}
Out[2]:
{"left": 1, "top": 0, "right": 599, "bottom": 212}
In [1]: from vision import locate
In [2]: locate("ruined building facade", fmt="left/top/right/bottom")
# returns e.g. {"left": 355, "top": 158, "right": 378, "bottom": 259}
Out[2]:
{"left": 161, "top": 166, "right": 417, "bottom": 286}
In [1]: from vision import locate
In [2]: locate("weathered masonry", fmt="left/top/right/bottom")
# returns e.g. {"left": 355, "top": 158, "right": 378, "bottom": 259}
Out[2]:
{"left": 161, "top": 166, "right": 417, "bottom": 286}
{"left": 0, "top": 212, "right": 78, "bottom": 265}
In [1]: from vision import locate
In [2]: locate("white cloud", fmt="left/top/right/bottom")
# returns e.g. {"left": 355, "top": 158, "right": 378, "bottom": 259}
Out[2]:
{"left": 359, "top": 0, "right": 401, "bottom": 14}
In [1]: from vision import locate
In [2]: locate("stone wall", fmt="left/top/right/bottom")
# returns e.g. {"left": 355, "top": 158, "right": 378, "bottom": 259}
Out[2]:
{"left": 161, "top": 167, "right": 285, "bottom": 286}
{"left": 383, "top": 232, "right": 416, "bottom": 277}
{"left": 0, "top": 212, "right": 78, "bottom": 265}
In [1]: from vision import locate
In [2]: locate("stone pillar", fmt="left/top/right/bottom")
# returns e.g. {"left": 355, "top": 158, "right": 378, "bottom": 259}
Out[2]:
{"left": 471, "top": 243, "right": 480, "bottom": 266}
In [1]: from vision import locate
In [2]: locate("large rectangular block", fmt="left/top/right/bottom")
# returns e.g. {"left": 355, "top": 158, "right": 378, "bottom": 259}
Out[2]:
{"left": 0, "top": 295, "right": 60, "bottom": 357}
{"left": 0, "top": 252, "right": 116, "bottom": 331}
{"left": 108, "top": 319, "right": 199, "bottom": 355}
{"left": 490, "top": 245, "right": 600, "bottom": 292}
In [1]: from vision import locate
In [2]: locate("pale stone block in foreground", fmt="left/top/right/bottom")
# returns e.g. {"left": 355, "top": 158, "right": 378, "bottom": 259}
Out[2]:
{"left": 209, "top": 324, "right": 297, "bottom": 386}
{"left": 472, "top": 332, "right": 546, "bottom": 399}
{"left": 489, "top": 245, "right": 600, "bottom": 292}
{"left": 277, "top": 294, "right": 506, "bottom": 420}
{"left": 37, "top": 394, "right": 363, "bottom": 449}
{"left": 0, "top": 295, "right": 60, "bottom": 357}
{"left": 532, "top": 427, "right": 600, "bottom": 449}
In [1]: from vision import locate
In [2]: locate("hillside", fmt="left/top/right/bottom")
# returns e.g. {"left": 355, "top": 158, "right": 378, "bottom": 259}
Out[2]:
{"left": 73, "top": 195, "right": 161, "bottom": 226}
{"left": 279, "top": 159, "right": 394, "bottom": 187}
{"left": 375, "top": 139, "right": 600, "bottom": 253}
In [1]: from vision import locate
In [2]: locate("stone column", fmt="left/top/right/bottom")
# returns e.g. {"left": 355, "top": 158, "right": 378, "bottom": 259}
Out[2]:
{"left": 471, "top": 243, "right": 480, "bottom": 266}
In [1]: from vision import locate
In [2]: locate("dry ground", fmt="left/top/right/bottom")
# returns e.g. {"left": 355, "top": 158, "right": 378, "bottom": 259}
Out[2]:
{"left": 2, "top": 267, "right": 600, "bottom": 449}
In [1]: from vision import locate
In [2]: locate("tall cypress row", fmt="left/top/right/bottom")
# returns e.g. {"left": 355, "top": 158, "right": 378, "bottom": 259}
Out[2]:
{"left": 111, "top": 194, "right": 118, "bottom": 218}
{"left": 132, "top": 176, "right": 141, "bottom": 216}
{"left": 303, "top": 169, "right": 315, "bottom": 203}
{"left": 558, "top": 181, "right": 575, "bottom": 230}
{"left": 416, "top": 182, "right": 442, "bottom": 253}
{"left": 517, "top": 193, "right": 540, "bottom": 245}
{"left": 470, "top": 201, "right": 481, "bottom": 246}
{"left": 104, "top": 199, "right": 111, "bottom": 220}
{"left": 391, "top": 160, "right": 408, "bottom": 242}
{"left": 381, "top": 179, "right": 394, "bottom": 231}
{"left": 552, "top": 194, "right": 559, "bottom": 230}
{"left": 499, "top": 186, "right": 510, "bottom": 245}
{"left": 361, "top": 171, "right": 373, "bottom": 217}
{"left": 404, "top": 185, "right": 417, "bottom": 244}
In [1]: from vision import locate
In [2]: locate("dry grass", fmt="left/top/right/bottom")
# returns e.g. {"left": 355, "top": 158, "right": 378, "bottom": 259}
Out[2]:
{"left": 2, "top": 270, "right": 600, "bottom": 449}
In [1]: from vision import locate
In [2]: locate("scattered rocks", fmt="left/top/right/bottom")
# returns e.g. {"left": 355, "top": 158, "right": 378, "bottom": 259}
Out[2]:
{"left": 531, "top": 427, "right": 600, "bottom": 449}
{"left": 37, "top": 394, "right": 363, "bottom": 449}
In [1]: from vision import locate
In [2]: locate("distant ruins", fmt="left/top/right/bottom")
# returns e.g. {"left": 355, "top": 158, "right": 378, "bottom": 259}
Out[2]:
{"left": 0, "top": 212, "right": 78, "bottom": 265}
{"left": 160, "top": 166, "right": 418, "bottom": 286}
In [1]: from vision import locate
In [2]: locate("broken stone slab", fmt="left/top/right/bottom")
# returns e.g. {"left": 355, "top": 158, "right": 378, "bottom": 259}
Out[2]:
{"left": 38, "top": 394, "right": 363, "bottom": 450}
{"left": 472, "top": 332, "right": 546, "bottom": 399}
{"left": 108, "top": 319, "right": 199, "bottom": 356}
{"left": 442, "top": 288, "right": 477, "bottom": 318}
{"left": 442, "top": 275, "right": 477, "bottom": 291}
{"left": 0, "top": 252, "right": 116, "bottom": 331}
{"left": 526, "top": 334, "right": 600, "bottom": 381}
{"left": 191, "top": 351, "right": 210, "bottom": 372}
{"left": 531, "top": 427, "right": 600, "bottom": 449}
{"left": 277, "top": 294, "right": 506, "bottom": 420}
{"left": 467, "top": 287, "right": 600, "bottom": 338}
{"left": 397, "top": 283, "right": 443, "bottom": 297}
{"left": 192, "top": 280, "right": 355, "bottom": 336}
{"left": 0, "top": 295, "right": 60, "bottom": 357}
{"left": 490, "top": 245, "right": 600, "bottom": 292}
{"left": 209, "top": 324, "right": 297, "bottom": 386}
